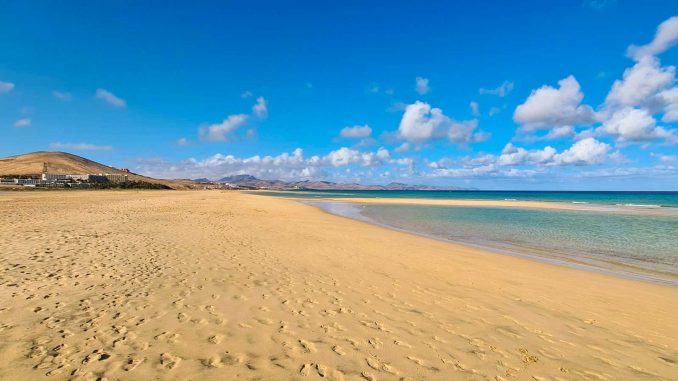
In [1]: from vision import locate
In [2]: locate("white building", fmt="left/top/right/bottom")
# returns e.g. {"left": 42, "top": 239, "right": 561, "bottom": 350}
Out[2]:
{"left": 41, "top": 173, "right": 68, "bottom": 182}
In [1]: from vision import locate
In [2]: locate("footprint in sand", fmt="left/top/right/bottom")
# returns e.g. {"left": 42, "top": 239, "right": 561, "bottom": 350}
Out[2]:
{"left": 299, "top": 339, "right": 316, "bottom": 353}
{"left": 393, "top": 340, "right": 411, "bottom": 348}
{"left": 299, "top": 363, "right": 312, "bottom": 376}
{"left": 332, "top": 345, "right": 346, "bottom": 356}
{"left": 368, "top": 338, "right": 382, "bottom": 349}
{"left": 160, "top": 353, "right": 181, "bottom": 370}
{"left": 154, "top": 331, "right": 180, "bottom": 343}
{"left": 222, "top": 351, "right": 246, "bottom": 365}
{"left": 365, "top": 356, "right": 398, "bottom": 375}
{"left": 202, "top": 355, "right": 223, "bottom": 368}
{"left": 123, "top": 355, "right": 144, "bottom": 371}
{"left": 406, "top": 355, "right": 424, "bottom": 365}
{"left": 208, "top": 334, "right": 223, "bottom": 344}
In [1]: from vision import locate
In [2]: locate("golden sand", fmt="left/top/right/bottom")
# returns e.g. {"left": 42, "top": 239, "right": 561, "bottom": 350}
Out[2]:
{"left": 0, "top": 190, "right": 676, "bottom": 380}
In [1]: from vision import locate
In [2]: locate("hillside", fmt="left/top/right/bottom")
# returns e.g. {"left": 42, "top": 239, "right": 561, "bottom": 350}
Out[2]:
{"left": 0, "top": 151, "right": 197, "bottom": 189}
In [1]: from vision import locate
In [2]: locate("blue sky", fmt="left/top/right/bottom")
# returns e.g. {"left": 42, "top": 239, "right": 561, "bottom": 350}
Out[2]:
{"left": 1, "top": 1, "right": 677, "bottom": 190}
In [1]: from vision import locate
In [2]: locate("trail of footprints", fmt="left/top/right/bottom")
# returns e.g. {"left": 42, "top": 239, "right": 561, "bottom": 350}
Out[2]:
{"left": 1, "top": 192, "right": 676, "bottom": 380}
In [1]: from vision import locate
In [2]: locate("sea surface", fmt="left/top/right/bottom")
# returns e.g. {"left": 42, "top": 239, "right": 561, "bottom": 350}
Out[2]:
{"left": 255, "top": 189, "right": 678, "bottom": 207}
{"left": 255, "top": 190, "right": 678, "bottom": 286}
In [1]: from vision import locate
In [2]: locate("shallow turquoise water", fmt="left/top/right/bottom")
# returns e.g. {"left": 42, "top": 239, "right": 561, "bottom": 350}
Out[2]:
{"left": 298, "top": 199, "right": 678, "bottom": 285}
{"left": 256, "top": 190, "right": 678, "bottom": 284}
{"left": 357, "top": 204, "right": 678, "bottom": 284}
{"left": 256, "top": 190, "right": 678, "bottom": 207}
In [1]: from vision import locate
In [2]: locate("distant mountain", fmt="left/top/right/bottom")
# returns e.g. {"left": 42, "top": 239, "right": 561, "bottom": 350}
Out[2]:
{"left": 0, "top": 151, "right": 198, "bottom": 189}
{"left": 216, "top": 174, "right": 471, "bottom": 191}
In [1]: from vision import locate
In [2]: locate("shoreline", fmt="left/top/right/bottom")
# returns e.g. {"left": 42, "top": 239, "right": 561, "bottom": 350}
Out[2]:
{"left": 305, "top": 200, "right": 678, "bottom": 288}
{"left": 1, "top": 190, "right": 677, "bottom": 380}
{"left": 327, "top": 196, "right": 678, "bottom": 216}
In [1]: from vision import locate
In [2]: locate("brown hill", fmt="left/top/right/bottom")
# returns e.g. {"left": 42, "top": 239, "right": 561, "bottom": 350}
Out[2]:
{"left": 0, "top": 151, "right": 197, "bottom": 189}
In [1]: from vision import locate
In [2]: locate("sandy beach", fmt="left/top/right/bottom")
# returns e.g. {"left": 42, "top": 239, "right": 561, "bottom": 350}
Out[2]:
{"left": 1, "top": 190, "right": 676, "bottom": 380}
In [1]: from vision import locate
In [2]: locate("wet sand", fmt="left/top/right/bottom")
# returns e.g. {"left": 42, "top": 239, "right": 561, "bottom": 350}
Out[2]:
{"left": 0, "top": 190, "right": 676, "bottom": 380}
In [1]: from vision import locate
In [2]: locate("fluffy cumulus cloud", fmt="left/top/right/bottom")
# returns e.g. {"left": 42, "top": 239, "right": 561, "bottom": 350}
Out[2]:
{"left": 0, "top": 81, "right": 15, "bottom": 93}
{"left": 553, "top": 138, "right": 610, "bottom": 165}
{"left": 134, "top": 147, "right": 400, "bottom": 181}
{"left": 397, "top": 101, "right": 487, "bottom": 146}
{"left": 497, "top": 143, "right": 556, "bottom": 166}
{"left": 627, "top": 16, "right": 678, "bottom": 61}
{"left": 95, "top": 88, "right": 126, "bottom": 107}
{"left": 339, "top": 125, "right": 372, "bottom": 138}
{"left": 596, "top": 107, "right": 676, "bottom": 142}
{"left": 493, "top": 138, "right": 610, "bottom": 167}
{"left": 479, "top": 80, "right": 514, "bottom": 97}
{"left": 199, "top": 114, "right": 249, "bottom": 142}
{"left": 513, "top": 18, "right": 678, "bottom": 147}
{"left": 50, "top": 142, "right": 113, "bottom": 151}
{"left": 325, "top": 147, "right": 390, "bottom": 167}
{"left": 513, "top": 76, "right": 596, "bottom": 131}
{"left": 415, "top": 77, "right": 429, "bottom": 95}
{"left": 604, "top": 57, "right": 675, "bottom": 108}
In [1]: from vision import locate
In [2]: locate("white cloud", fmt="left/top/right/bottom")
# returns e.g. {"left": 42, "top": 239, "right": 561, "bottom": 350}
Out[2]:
{"left": 627, "top": 16, "right": 678, "bottom": 61}
{"left": 415, "top": 77, "right": 430, "bottom": 95}
{"left": 554, "top": 138, "right": 610, "bottom": 165}
{"left": 652, "top": 153, "right": 678, "bottom": 163}
{"left": 658, "top": 87, "right": 678, "bottom": 122}
{"left": 325, "top": 147, "right": 361, "bottom": 167}
{"left": 95, "top": 88, "right": 126, "bottom": 108}
{"left": 596, "top": 107, "right": 676, "bottom": 142}
{"left": 494, "top": 138, "right": 610, "bottom": 167}
{"left": 324, "top": 147, "right": 390, "bottom": 167}
{"left": 340, "top": 124, "right": 372, "bottom": 138}
{"left": 177, "top": 138, "right": 190, "bottom": 146}
{"left": 497, "top": 143, "right": 556, "bottom": 166}
{"left": 513, "top": 76, "right": 596, "bottom": 131}
{"left": 469, "top": 101, "right": 480, "bottom": 117}
{"left": 50, "top": 142, "right": 113, "bottom": 151}
{"left": 52, "top": 91, "right": 72, "bottom": 101}
{"left": 199, "top": 114, "right": 249, "bottom": 142}
{"left": 133, "top": 146, "right": 397, "bottom": 181}
{"left": 198, "top": 97, "right": 268, "bottom": 143}
{"left": 488, "top": 106, "right": 501, "bottom": 117}
{"left": 543, "top": 125, "right": 576, "bottom": 140}
{"left": 241, "top": 90, "right": 253, "bottom": 98}
{"left": 397, "top": 101, "right": 486, "bottom": 146}
{"left": 14, "top": 118, "right": 31, "bottom": 128}
{"left": 426, "top": 164, "right": 540, "bottom": 179}
{"left": 605, "top": 57, "right": 675, "bottom": 108}
{"left": 252, "top": 96, "right": 268, "bottom": 118}
{"left": 479, "top": 80, "right": 514, "bottom": 97}
{"left": 0, "top": 81, "right": 14, "bottom": 93}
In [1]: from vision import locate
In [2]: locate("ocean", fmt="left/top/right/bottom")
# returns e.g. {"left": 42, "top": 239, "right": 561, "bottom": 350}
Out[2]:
{"left": 256, "top": 189, "right": 678, "bottom": 207}
{"left": 254, "top": 190, "right": 678, "bottom": 286}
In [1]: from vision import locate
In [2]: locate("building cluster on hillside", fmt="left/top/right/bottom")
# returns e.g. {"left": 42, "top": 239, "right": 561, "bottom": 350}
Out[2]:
{"left": 0, "top": 172, "right": 128, "bottom": 187}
